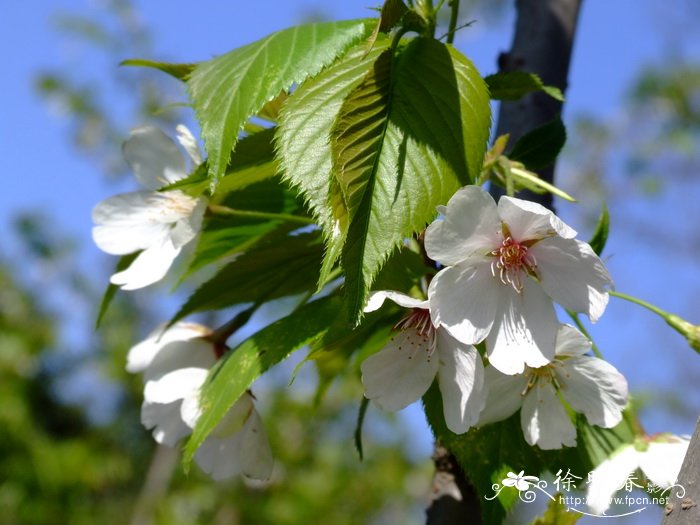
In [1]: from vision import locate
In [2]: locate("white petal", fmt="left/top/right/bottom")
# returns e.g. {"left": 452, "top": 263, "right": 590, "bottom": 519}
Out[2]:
{"left": 554, "top": 324, "right": 591, "bottom": 358}
{"left": 143, "top": 337, "right": 216, "bottom": 383}
{"left": 110, "top": 239, "right": 181, "bottom": 290}
{"left": 640, "top": 439, "right": 689, "bottom": 488}
{"left": 175, "top": 124, "right": 202, "bottom": 166}
{"left": 498, "top": 196, "right": 577, "bottom": 240}
{"left": 92, "top": 192, "right": 175, "bottom": 255}
{"left": 436, "top": 330, "right": 485, "bottom": 434}
{"left": 209, "top": 393, "right": 255, "bottom": 438}
{"left": 486, "top": 279, "right": 558, "bottom": 375}
{"left": 195, "top": 434, "right": 244, "bottom": 480}
{"left": 429, "top": 263, "right": 498, "bottom": 345}
{"left": 140, "top": 400, "right": 191, "bottom": 446}
{"left": 586, "top": 445, "right": 640, "bottom": 514}
{"left": 360, "top": 329, "right": 439, "bottom": 411}
{"left": 169, "top": 197, "right": 206, "bottom": 249}
{"left": 238, "top": 408, "right": 274, "bottom": 480}
{"left": 194, "top": 403, "right": 274, "bottom": 481}
{"left": 559, "top": 356, "right": 628, "bottom": 428}
{"left": 424, "top": 186, "right": 501, "bottom": 266}
{"left": 123, "top": 126, "right": 187, "bottom": 189}
{"left": 478, "top": 365, "right": 528, "bottom": 426}
{"left": 364, "top": 290, "right": 428, "bottom": 313}
{"left": 532, "top": 237, "right": 613, "bottom": 322}
{"left": 521, "top": 382, "right": 576, "bottom": 449}
{"left": 144, "top": 367, "right": 209, "bottom": 404}
{"left": 126, "top": 322, "right": 212, "bottom": 373}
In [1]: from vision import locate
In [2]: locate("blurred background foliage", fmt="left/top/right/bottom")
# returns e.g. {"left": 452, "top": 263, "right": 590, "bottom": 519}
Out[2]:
{"left": 2, "top": 0, "right": 699, "bottom": 523}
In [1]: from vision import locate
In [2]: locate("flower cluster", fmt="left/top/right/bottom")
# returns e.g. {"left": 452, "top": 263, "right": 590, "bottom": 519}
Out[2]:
{"left": 127, "top": 322, "right": 273, "bottom": 481}
{"left": 92, "top": 125, "right": 206, "bottom": 290}
{"left": 361, "top": 186, "right": 627, "bottom": 448}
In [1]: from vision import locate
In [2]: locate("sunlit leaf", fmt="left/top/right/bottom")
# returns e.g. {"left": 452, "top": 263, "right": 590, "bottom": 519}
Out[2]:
{"left": 170, "top": 230, "right": 322, "bottom": 325}
{"left": 188, "top": 19, "right": 375, "bottom": 189}
{"left": 184, "top": 295, "right": 341, "bottom": 466}
{"left": 588, "top": 204, "right": 610, "bottom": 256}
{"left": 120, "top": 59, "right": 195, "bottom": 81}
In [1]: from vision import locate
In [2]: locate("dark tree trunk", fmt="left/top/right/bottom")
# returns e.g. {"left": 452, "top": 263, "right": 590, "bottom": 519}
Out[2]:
{"left": 428, "top": 1, "right": 582, "bottom": 523}
{"left": 489, "top": 0, "right": 582, "bottom": 212}
{"left": 661, "top": 418, "right": 700, "bottom": 525}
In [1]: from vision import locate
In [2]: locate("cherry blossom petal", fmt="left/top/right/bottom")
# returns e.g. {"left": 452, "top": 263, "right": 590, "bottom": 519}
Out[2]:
{"left": 586, "top": 445, "right": 640, "bottom": 514}
{"left": 144, "top": 338, "right": 216, "bottom": 383}
{"left": 478, "top": 365, "right": 529, "bottom": 426}
{"left": 238, "top": 408, "right": 275, "bottom": 480}
{"left": 429, "top": 262, "right": 498, "bottom": 345}
{"left": 361, "top": 329, "right": 439, "bottom": 411}
{"left": 170, "top": 198, "right": 207, "bottom": 248}
{"left": 486, "top": 279, "right": 557, "bottom": 375}
{"left": 559, "top": 356, "right": 627, "bottom": 428}
{"left": 123, "top": 126, "right": 187, "bottom": 189}
{"left": 92, "top": 192, "right": 175, "bottom": 255}
{"left": 531, "top": 237, "right": 612, "bottom": 322}
{"left": 144, "top": 367, "right": 209, "bottom": 405}
{"left": 140, "top": 400, "right": 191, "bottom": 446}
{"left": 176, "top": 124, "right": 202, "bottom": 166}
{"left": 110, "top": 239, "right": 181, "bottom": 290}
{"left": 554, "top": 324, "right": 592, "bottom": 358}
{"left": 195, "top": 434, "right": 245, "bottom": 480}
{"left": 194, "top": 397, "right": 273, "bottom": 481}
{"left": 639, "top": 440, "right": 689, "bottom": 488}
{"left": 436, "top": 330, "right": 485, "bottom": 433}
{"left": 521, "top": 382, "right": 576, "bottom": 449}
{"left": 498, "top": 196, "right": 577, "bottom": 241}
{"left": 425, "top": 186, "right": 501, "bottom": 266}
{"left": 364, "top": 290, "right": 428, "bottom": 313}
{"left": 126, "top": 322, "right": 212, "bottom": 373}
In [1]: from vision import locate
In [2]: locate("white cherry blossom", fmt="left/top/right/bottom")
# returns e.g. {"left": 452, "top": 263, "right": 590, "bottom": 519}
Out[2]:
{"left": 127, "top": 322, "right": 273, "bottom": 480}
{"left": 361, "top": 290, "right": 484, "bottom": 434}
{"left": 586, "top": 434, "right": 689, "bottom": 514}
{"left": 479, "top": 324, "right": 628, "bottom": 450}
{"left": 425, "top": 185, "right": 613, "bottom": 375}
{"left": 92, "top": 125, "right": 207, "bottom": 290}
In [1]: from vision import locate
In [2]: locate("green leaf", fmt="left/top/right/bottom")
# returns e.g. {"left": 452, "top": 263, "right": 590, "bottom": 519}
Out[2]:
{"left": 485, "top": 71, "right": 564, "bottom": 102}
{"left": 120, "top": 59, "right": 195, "bottom": 81}
{"left": 184, "top": 295, "right": 341, "bottom": 467}
{"left": 366, "top": 0, "right": 409, "bottom": 50}
{"left": 355, "top": 397, "right": 370, "bottom": 460}
{"left": 588, "top": 203, "right": 610, "bottom": 256}
{"left": 509, "top": 117, "right": 567, "bottom": 170}
{"left": 183, "top": 177, "right": 304, "bottom": 279}
{"left": 163, "top": 127, "right": 279, "bottom": 198}
{"left": 276, "top": 38, "right": 391, "bottom": 288}
{"left": 95, "top": 253, "right": 138, "bottom": 328}
{"left": 337, "top": 38, "right": 491, "bottom": 322}
{"left": 188, "top": 18, "right": 375, "bottom": 189}
{"left": 170, "top": 229, "right": 323, "bottom": 325}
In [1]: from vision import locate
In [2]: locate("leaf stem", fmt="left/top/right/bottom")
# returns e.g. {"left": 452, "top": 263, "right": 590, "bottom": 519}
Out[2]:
{"left": 446, "top": 0, "right": 460, "bottom": 44}
{"left": 566, "top": 310, "right": 603, "bottom": 359}
{"left": 207, "top": 204, "right": 315, "bottom": 225}
{"left": 610, "top": 291, "right": 700, "bottom": 354}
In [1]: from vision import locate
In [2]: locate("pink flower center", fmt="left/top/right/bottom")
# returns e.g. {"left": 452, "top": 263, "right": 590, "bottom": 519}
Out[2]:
{"left": 490, "top": 236, "right": 538, "bottom": 292}
{"left": 393, "top": 308, "right": 438, "bottom": 356}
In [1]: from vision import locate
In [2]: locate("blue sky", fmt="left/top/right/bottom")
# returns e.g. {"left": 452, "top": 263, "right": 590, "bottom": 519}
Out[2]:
{"left": 3, "top": 1, "right": 699, "bottom": 523}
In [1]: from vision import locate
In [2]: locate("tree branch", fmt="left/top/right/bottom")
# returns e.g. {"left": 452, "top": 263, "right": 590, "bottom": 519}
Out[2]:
{"left": 661, "top": 418, "right": 700, "bottom": 525}
{"left": 489, "top": 0, "right": 582, "bottom": 212}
